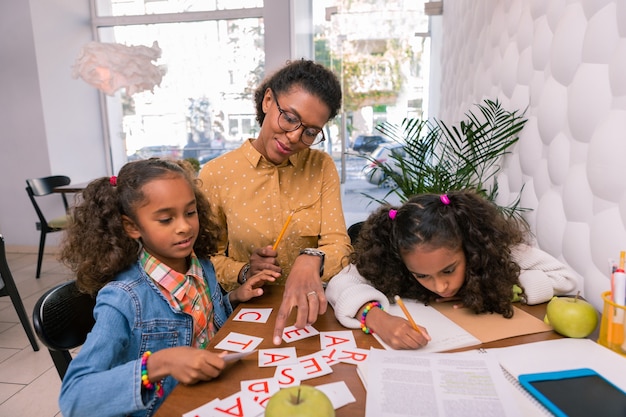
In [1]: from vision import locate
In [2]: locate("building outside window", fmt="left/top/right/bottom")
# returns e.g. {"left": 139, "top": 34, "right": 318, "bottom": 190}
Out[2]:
{"left": 92, "top": 0, "right": 265, "bottom": 172}
{"left": 91, "top": 0, "right": 430, "bottom": 184}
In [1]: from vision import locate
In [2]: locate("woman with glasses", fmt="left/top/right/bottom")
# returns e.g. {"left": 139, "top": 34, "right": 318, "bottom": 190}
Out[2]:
{"left": 199, "top": 59, "right": 352, "bottom": 345}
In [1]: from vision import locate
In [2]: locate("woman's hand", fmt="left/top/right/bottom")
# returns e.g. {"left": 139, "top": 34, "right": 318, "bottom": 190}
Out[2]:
{"left": 272, "top": 255, "right": 326, "bottom": 345}
{"left": 230, "top": 270, "right": 279, "bottom": 303}
{"left": 365, "top": 307, "right": 431, "bottom": 350}
{"left": 249, "top": 245, "right": 282, "bottom": 276}
{"left": 148, "top": 347, "right": 227, "bottom": 385}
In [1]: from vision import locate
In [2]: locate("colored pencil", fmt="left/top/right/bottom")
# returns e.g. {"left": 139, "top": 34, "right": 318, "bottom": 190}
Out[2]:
{"left": 272, "top": 211, "right": 294, "bottom": 250}
{"left": 394, "top": 295, "right": 428, "bottom": 338}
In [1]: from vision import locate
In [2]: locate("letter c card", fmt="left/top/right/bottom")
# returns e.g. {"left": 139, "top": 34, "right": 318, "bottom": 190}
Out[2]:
{"left": 233, "top": 308, "right": 272, "bottom": 323}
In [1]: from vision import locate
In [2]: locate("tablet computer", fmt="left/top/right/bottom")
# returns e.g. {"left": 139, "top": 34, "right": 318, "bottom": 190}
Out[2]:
{"left": 518, "top": 368, "right": 626, "bottom": 417}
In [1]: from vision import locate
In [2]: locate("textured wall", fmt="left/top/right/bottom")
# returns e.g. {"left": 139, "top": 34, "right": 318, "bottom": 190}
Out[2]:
{"left": 438, "top": 0, "right": 626, "bottom": 310}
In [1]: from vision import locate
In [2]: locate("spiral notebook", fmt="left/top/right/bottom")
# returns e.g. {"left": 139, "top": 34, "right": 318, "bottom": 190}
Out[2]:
{"left": 488, "top": 339, "right": 626, "bottom": 417}
{"left": 496, "top": 357, "right": 552, "bottom": 416}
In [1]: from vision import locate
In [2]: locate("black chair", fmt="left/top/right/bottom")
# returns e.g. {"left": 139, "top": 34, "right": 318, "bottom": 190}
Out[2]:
{"left": 25, "top": 175, "right": 71, "bottom": 278}
{"left": 0, "top": 235, "right": 39, "bottom": 352}
{"left": 348, "top": 221, "right": 364, "bottom": 244}
{"left": 32, "top": 280, "right": 96, "bottom": 380}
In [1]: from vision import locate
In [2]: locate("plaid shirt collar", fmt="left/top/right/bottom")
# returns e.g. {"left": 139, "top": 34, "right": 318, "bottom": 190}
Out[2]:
{"left": 139, "top": 249, "right": 203, "bottom": 301}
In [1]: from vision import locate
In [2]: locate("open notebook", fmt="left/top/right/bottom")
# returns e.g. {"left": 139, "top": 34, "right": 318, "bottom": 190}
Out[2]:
{"left": 374, "top": 299, "right": 481, "bottom": 352}
{"left": 376, "top": 298, "right": 552, "bottom": 351}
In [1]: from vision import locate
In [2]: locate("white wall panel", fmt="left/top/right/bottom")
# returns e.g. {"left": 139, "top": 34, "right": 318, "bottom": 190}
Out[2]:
{"left": 439, "top": 0, "right": 626, "bottom": 309}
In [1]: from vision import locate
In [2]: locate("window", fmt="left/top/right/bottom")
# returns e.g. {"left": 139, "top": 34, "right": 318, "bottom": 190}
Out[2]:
{"left": 90, "top": 0, "right": 267, "bottom": 172}
{"left": 310, "top": 0, "right": 430, "bottom": 185}
{"left": 89, "top": 0, "right": 431, "bottom": 184}
{"left": 94, "top": 0, "right": 263, "bottom": 17}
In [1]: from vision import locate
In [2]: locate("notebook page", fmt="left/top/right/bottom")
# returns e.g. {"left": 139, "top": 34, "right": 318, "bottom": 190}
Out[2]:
{"left": 374, "top": 298, "right": 481, "bottom": 352}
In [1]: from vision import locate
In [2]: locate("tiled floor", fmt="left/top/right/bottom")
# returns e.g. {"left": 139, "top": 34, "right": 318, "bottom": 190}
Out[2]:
{"left": 0, "top": 250, "right": 72, "bottom": 417}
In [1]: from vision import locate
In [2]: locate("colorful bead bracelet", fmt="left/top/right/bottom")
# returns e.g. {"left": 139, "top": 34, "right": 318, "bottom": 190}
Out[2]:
{"left": 360, "top": 301, "right": 383, "bottom": 334}
{"left": 141, "top": 351, "right": 164, "bottom": 398}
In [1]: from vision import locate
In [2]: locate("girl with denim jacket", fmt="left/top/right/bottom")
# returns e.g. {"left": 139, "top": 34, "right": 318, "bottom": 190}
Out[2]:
{"left": 58, "top": 158, "right": 277, "bottom": 417}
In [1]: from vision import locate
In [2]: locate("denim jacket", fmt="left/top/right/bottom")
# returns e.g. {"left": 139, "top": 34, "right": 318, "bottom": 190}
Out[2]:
{"left": 59, "top": 258, "right": 233, "bottom": 417}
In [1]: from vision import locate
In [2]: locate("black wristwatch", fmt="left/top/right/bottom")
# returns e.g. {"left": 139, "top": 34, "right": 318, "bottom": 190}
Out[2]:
{"left": 238, "top": 263, "right": 251, "bottom": 285}
{"left": 299, "top": 248, "right": 325, "bottom": 277}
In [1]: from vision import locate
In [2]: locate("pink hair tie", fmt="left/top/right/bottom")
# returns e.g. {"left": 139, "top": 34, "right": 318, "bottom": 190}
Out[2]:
{"left": 109, "top": 176, "right": 117, "bottom": 186}
{"left": 389, "top": 209, "right": 397, "bottom": 220}
{"left": 440, "top": 194, "right": 450, "bottom": 205}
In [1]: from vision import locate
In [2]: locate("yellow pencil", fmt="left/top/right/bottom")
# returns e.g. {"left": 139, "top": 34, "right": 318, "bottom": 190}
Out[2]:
{"left": 394, "top": 295, "right": 428, "bottom": 338}
{"left": 620, "top": 251, "right": 625, "bottom": 271}
{"left": 272, "top": 211, "right": 294, "bottom": 250}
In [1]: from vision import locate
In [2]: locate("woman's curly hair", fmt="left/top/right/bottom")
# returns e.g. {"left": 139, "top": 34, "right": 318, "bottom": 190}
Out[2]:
{"left": 253, "top": 59, "right": 342, "bottom": 126}
{"left": 59, "top": 158, "right": 221, "bottom": 296}
{"left": 353, "top": 190, "right": 528, "bottom": 318}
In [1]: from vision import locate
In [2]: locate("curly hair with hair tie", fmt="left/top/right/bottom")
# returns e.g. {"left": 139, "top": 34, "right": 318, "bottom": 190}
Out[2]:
{"left": 353, "top": 190, "right": 529, "bottom": 318}
{"left": 59, "top": 158, "right": 221, "bottom": 296}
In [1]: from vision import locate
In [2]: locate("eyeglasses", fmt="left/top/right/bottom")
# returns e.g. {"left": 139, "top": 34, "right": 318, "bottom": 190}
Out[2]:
{"left": 272, "top": 90, "right": 326, "bottom": 146}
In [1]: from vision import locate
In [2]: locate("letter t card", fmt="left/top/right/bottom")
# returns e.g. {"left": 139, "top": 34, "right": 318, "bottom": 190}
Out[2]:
{"left": 214, "top": 332, "right": 263, "bottom": 353}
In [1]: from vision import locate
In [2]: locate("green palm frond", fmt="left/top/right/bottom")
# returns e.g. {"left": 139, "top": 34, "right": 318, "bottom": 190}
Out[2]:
{"left": 361, "top": 99, "right": 529, "bottom": 219}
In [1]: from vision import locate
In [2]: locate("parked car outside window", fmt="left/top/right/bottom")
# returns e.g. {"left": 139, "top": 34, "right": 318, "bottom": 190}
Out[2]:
{"left": 352, "top": 135, "right": 390, "bottom": 154}
{"left": 127, "top": 145, "right": 182, "bottom": 161}
{"left": 362, "top": 143, "right": 407, "bottom": 187}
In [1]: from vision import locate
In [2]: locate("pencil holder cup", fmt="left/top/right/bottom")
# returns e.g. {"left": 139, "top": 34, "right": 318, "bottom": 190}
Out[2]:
{"left": 598, "top": 291, "right": 626, "bottom": 356}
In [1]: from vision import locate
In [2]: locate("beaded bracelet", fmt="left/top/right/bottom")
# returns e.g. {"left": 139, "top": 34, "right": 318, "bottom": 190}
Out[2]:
{"left": 141, "top": 351, "right": 164, "bottom": 398}
{"left": 360, "top": 301, "right": 383, "bottom": 334}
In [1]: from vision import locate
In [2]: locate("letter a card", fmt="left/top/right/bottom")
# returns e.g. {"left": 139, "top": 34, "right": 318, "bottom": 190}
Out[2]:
{"left": 258, "top": 347, "right": 298, "bottom": 367}
{"left": 319, "top": 330, "right": 357, "bottom": 350}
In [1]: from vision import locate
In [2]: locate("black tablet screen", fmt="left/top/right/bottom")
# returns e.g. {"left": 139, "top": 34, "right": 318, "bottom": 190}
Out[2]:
{"left": 529, "top": 374, "right": 626, "bottom": 417}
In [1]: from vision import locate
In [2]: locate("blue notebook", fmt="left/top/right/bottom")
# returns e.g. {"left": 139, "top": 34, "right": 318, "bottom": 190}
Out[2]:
{"left": 518, "top": 368, "right": 626, "bottom": 417}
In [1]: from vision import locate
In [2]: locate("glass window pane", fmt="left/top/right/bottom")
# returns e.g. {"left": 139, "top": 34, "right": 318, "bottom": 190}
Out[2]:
{"left": 311, "top": 0, "right": 430, "bottom": 215}
{"left": 98, "top": 17, "right": 264, "bottom": 170}
{"left": 312, "top": 0, "right": 429, "bottom": 143}
{"left": 96, "top": 0, "right": 263, "bottom": 17}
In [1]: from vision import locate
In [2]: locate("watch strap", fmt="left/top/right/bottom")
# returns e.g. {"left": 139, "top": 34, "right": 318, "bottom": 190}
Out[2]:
{"left": 299, "top": 248, "right": 325, "bottom": 277}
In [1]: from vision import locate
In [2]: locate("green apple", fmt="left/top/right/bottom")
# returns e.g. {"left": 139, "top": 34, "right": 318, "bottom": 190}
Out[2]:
{"left": 264, "top": 385, "right": 335, "bottom": 417}
{"left": 545, "top": 295, "right": 598, "bottom": 338}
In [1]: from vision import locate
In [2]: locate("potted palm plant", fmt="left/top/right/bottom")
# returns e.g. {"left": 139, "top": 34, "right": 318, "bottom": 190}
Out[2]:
{"left": 362, "top": 99, "right": 528, "bottom": 219}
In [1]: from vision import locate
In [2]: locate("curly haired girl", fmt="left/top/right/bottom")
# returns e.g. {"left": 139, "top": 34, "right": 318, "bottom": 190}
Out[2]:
{"left": 326, "top": 190, "right": 579, "bottom": 350}
{"left": 58, "top": 158, "right": 276, "bottom": 417}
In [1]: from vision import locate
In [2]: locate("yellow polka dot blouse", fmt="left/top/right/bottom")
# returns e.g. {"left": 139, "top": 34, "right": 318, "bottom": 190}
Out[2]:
{"left": 199, "top": 139, "right": 352, "bottom": 291}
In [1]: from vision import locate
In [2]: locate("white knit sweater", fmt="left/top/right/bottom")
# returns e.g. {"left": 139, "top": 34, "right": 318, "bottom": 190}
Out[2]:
{"left": 325, "top": 244, "right": 581, "bottom": 329}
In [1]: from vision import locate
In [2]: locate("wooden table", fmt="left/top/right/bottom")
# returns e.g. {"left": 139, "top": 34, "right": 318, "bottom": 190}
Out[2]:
{"left": 154, "top": 285, "right": 563, "bottom": 417}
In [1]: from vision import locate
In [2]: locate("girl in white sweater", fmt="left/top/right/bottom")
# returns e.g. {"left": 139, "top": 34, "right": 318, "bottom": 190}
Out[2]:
{"left": 326, "top": 190, "right": 580, "bottom": 350}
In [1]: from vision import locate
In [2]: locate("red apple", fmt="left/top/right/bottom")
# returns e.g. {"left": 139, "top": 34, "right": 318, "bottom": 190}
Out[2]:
{"left": 264, "top": 385, "right": 335, "bottom": 417}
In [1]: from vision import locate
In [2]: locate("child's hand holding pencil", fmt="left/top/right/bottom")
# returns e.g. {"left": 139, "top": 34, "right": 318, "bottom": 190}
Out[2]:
{"left": 394, "top": 295, "right": 432, "bottom": 341}
{"left": 360, "top": 297, "right": 431, "bottom": 350}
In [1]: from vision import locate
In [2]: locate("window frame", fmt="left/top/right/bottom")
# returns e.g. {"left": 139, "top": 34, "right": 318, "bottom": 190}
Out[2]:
{"left": 88, "top": 0, "right": 299, "bottom": 174}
